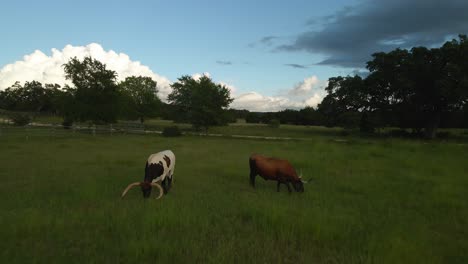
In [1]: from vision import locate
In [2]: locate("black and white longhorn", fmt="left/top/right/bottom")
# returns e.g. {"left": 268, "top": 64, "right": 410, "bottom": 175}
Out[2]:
{"left": 121, "top": 150, "right": 176, "bottom": 199}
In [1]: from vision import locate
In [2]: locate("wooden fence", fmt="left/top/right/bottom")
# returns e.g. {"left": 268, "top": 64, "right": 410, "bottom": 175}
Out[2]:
{"left": 0, "top": 119, "right": 162, "bottom": 138}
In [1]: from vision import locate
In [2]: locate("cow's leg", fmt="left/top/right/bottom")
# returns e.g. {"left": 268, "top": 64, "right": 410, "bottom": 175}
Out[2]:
{"left": 249, "top": 159, "right": 256, "bottom": 188}
{"left": 161, "top": 178, "right": 168, "bottom": 194}
{"left": 277, "top": 181, "right": 291, "bottom": 193}
{"left": 250, "top": 173, "right": 256, "bottom": 188}
{"left": 168, "top": 176, "right": 173, "bottom": 190}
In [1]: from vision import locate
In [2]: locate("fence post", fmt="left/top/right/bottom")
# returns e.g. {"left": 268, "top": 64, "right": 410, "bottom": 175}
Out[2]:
{"left": 93, "top": 125, "right": 96, "bottom": 136}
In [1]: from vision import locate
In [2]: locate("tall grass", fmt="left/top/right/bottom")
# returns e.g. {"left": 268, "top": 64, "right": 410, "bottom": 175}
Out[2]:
{"left": 0, "top": 128, "right": 467, "bottom": 263}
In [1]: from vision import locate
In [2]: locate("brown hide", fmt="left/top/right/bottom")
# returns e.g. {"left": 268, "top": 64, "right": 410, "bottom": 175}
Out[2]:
{"left": 250, "top": 154, "right": 300, "bottom": 183}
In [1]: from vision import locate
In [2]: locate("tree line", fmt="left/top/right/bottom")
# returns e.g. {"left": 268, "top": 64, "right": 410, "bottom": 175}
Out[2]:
{"left": 317, "top": 35, "right": 468, "bottom": 138}
{"left": 1, "top": 36, "right": 467, "bottom": 138}
{"left": 235, "top": 35, "right": 468, "bottom": 138}
{"left": 0, "top": 57, "right": 162, "bottom": 125}
{"left": 0, "top": 56, "right": 233, "bottom": 131}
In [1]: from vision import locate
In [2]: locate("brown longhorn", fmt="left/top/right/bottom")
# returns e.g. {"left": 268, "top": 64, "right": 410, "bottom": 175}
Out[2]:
{"left": 249, "top": 154, "right": 305, "bottom": 193}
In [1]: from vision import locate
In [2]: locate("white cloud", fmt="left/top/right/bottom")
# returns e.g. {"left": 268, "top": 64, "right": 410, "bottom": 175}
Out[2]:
{"left": 0, "top": 44, "right": 325, "bottom": 112}
{"left": 230, "top": 74, "right": 325, "bottom": 111}
{"left": 191, "top": 72, "right": 211, "bottom": 81}
{"left": 289, "top": 75, "right": 319, "bottom": 95}
{"left": 0, "top": 43, "right": 173, "bottom": 100}
{"left": 304, "top": 93, "right": 323, "bottom": 107}
{"left": 218, "top": 81, "right": 237, "bottom": 95}
{"left": 230, "top": 91, "right": 323, "bottom": 112}
{"left": 190, "top": 73, "right": 237, "bottom": 96}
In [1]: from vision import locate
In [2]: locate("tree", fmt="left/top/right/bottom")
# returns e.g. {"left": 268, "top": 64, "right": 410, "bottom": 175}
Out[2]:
{"left": 298, "top": 106, "right": 322, "bottom": 126}
{"left": 245, "top": 112, "right": 262, "bottom": 123}
{"left": 318, "top": 75, "right": 367, "bottom": 128}
{"left": 0, "top": 81, "right": 63, "bottom": 113}
{"left": 43, "top": 83, "right": 65, "bottom": 114}
{"left": 366, "top": 35, "right": 468, "bottom": 138}
{"left": 167, "top": 75, "right": 233, "bottom": 131}
{"left": 278, "top": 109, "right": 299, "bottom": 125}
{"left": 0, "top": 82, "right": 23, "bottom": 110}
{"left": 118, "top": 76, "right": 161, "bottom": 122}
{"left": 63, "top": 56, "right": 120, "bottom": 124}
{"left": 318, "top": 35, "right": 468, "bottom": 138}
{"left": 17, "top": 81, "right": 45, "bottom": 111}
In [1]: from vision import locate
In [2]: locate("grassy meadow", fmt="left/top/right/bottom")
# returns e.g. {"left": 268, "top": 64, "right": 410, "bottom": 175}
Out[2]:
{"left": 0, "top": 125, "right": 467, "bottom": 263}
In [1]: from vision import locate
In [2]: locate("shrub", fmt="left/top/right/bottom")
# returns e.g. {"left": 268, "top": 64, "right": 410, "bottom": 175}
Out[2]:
{"left": 268, "top": 119, "right": 280, "bottom": 128}
{"left": 62, "top": 118, "right": 74, "bottom": 129}
{"left": 388, "top": 129, "right": 412, "bottom": 138}
{"left": 339, "top": 129, "right": 352, "bottom": 136}
{"left": 359, "top": 112, "right": 376, "bottom": 134}
{"left": 436, "top": 131, "right": 451, "bottom": 139}
{"left": 387, "top": 129, "right": 427, "bottom": 138}
{"left": 162, "top": 126, "right": 182, "bottom": 137}
{"left": 10, "top": 113, "right": 31, "bottom": 126}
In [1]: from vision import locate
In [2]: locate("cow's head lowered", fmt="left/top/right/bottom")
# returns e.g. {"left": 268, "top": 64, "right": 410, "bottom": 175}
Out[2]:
{"left": 140, "top": 161, "right": 165, "bottom": 198}
{"left": 121, "top": 181, "right": 164, "bottom": 199}
{"left": 121, "top": 150, "right": 176, "bottom": 199}
{"left": 291, "top": 179, "right": 305, "bottom": 192}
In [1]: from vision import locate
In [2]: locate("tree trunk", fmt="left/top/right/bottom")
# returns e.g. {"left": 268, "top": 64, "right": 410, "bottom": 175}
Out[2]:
{"left": 424, "top": 111, "right": 441, "bottom": 139}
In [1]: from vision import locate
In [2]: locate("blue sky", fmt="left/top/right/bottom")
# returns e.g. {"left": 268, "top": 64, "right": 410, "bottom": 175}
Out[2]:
{"left": 1, "top": 0, "right": 467, "bottom": 111}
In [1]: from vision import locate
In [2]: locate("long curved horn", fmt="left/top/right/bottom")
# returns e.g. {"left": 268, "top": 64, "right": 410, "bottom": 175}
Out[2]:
{"left": 302, "top": 176, "right": 313, "bottom": 184}
{"left": 150, "top": 182, "right": 164, "bottom": 199}
{"left": 121, "top": 182, "right": 141, "bottom": 198}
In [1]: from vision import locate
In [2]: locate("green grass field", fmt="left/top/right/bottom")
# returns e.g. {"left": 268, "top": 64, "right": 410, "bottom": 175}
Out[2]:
{"left": 1, "top": 126, "right": 467, "bottom": 263}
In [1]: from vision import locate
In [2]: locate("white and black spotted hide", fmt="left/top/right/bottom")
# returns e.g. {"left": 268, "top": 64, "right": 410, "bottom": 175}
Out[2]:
{"left": 143, "top": 150, "right": 176, "bottom": 195}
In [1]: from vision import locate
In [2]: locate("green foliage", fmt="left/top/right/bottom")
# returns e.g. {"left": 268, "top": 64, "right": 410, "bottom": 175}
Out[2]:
{"left": 298, "top": 106, "right": 323, "bottom": 126}
{"left": 359, "top": 112, "right": 376, "bottom": 134}
{"left": 268, "top": 118, "right": 280, "bottom": 128}
{"left": 0, "top": 81, "right": 63, "bottom": 113}
{"left": 245, "top": 112, "right": 262, "bottom": 123}
{"left": 318, "top": 75, "right": 366, "bottom": 128}
{"left": 436, "top": 131, "right": 452, "bottom": 139}
{"left": 118, "top": 76, "right": 161, "bottom": 122}
{"left": 0, "top": 62, "right": 163, "bottom": 126}
{"left": 162, "top": 125, "right": 182, "bottom": 137}
{"left": 318, "top": 35, "right": 468, "bottom": 138}
{"left": 9, "top": 113, "right": 31, "bottom": 126}
{"left": 63, "top": 56, "right": 120, "bottom": 124}
{"left": 62, "top": 117, "right": 73, "bottom": 129}
{"left": 366, "top": 35, "right": 468, "bottom": 138}
{"left": 168, "top": 75, "right": 233, "bottom": 131}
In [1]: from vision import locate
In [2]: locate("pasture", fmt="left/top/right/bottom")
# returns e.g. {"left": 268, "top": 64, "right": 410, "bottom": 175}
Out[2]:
{"left": 0, "top": 126, "right": 467, "bottom": 263}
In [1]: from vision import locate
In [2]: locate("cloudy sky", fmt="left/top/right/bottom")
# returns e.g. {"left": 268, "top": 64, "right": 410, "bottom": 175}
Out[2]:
{"left": 1, "top": 0, "right": 467, "bottom": 111}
